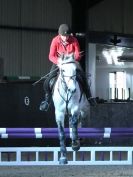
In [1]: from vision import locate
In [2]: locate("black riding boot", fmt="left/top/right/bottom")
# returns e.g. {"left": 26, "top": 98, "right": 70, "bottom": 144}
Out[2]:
{"left": 39, "top": 75, "right": 57, "bottom": 111}
{"left": 39, "top": 93, "right": 51, "bottom": 111}
{"left": 77, "top": 71, "right": 97, "bottom": 106}
{"left": 87, "top": 88, "right": 97, "bottom": 106}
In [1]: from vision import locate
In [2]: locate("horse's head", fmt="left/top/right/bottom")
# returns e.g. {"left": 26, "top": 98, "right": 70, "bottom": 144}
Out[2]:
{"left": 58, "top": 53, "right": 77, "bottom": 93}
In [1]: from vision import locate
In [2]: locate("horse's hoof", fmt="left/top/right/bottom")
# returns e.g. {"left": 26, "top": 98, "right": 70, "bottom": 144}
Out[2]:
{"left": 59, "top": 157, "right": 68, "bottom": 165}
{"left": 72, "top": 140, "right": 80, "bottom": 151}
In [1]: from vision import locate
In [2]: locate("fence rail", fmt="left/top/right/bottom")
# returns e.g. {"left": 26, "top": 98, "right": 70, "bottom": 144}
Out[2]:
{"left": 0, "top": 128, "right": 133, "bottom": 165}
{"left": 0, "top": 146, "right": 132, "bottom": 165}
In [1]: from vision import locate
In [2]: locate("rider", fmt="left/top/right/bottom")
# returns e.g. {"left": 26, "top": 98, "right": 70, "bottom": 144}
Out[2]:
{"left": 40, "top": 24, "right": 96, "bottom": 111}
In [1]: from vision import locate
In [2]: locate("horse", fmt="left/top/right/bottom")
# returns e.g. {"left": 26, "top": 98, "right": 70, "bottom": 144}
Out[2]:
{"left": 52, "top": 53, "right": 89, "bottom": 164}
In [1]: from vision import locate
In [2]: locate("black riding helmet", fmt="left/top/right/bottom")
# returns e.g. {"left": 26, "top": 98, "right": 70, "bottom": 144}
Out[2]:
{"left": 58, "top": 24, "right": 71, "bottom": 36}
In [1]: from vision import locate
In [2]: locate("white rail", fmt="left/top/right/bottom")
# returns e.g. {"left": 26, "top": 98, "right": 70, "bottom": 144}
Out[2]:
{"left": 0, "top": 147, "right": 132, "bottom": 165}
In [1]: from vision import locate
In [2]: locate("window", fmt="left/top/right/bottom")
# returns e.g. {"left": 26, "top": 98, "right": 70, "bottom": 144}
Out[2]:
{"left": 109, "top": 71, "right": 126, "bottom": 100}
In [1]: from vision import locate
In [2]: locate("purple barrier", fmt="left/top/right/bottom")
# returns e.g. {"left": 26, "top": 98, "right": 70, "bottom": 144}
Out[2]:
{"left": 0, "top": 128, "right": 105, "bottom": 133}
{"left": 1, "top": 128, "right": 133, "bottom": 134}
{"left": 1, "top": 132, "right": 133, "bottom": 139}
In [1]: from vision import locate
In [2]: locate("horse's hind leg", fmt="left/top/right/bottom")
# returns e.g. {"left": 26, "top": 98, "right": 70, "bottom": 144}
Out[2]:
{"left": 69, "top": 114, "right": 80, "bottom": 151}
{"left": 57, "top": 122, "right": 68, "bottom": 164}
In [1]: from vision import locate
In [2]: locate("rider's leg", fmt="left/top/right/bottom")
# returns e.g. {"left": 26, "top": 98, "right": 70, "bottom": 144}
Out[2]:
{"left": 39, "top": 78, "right": 56, "bottom": 111}
{"left": 39, "top": 65, "right": 58, "bottom": 111}
{"left": 76, "top": 68, "right": 97, "bottom": 106}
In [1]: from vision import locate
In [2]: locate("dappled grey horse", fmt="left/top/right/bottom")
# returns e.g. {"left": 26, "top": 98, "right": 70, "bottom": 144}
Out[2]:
{"left": 52, "top": 53, "right": 89, "bottom": 164}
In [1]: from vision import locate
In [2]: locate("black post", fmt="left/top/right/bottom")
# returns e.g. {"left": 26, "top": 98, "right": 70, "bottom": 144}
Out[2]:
{"left": 70, "top": 0, "right": 88, "bottom": 71}
{"left": 128, "top": 88, "right": 130, "bottom": 100}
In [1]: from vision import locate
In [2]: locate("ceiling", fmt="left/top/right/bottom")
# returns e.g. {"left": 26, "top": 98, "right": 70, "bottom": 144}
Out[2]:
{"left": 87, "top": 0, "right": 104, "bottom": 9}
{"left": 69, "top": 0, "right": 104, "bottom": 9}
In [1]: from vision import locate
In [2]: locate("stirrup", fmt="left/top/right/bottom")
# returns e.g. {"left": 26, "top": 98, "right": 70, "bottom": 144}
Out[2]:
{"left": 39, "top": 101, "right": 49, "bottom": 111}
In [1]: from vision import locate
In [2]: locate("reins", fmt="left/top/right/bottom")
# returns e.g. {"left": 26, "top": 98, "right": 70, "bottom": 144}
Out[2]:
{"left": 32, "top": 68, "right": 59, "bottom": 86}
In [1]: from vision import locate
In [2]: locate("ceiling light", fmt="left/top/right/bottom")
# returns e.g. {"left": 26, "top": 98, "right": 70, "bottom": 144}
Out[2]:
{"left": 102, "top": 47, "right": 124, "bottom": 65}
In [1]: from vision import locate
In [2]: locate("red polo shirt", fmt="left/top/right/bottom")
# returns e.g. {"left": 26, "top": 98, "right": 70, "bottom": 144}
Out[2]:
{"left": 49, "top": 35, "right": 81, "bottom": 64}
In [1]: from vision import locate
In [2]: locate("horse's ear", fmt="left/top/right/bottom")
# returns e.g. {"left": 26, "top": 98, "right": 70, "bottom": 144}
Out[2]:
{"left": 72, "top": 53, "right": 74, "bottom": 59}
{"left": 58, "top": 54, "right": 64, "bottom": 64}
{"left": 70, "top": 53, "right": 75, "bottom": 61}
{"left": 61, "top": 53, "right": 64, "bottom": 60}
{"left": 67, "top": 53, "right": 74, "bottom": 60}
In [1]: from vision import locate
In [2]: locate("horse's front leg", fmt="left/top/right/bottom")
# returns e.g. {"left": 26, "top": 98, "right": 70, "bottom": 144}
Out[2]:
{"left": 69, "top": 112, "right": 80, "bottom": 151}
{"left": 56, "top": 112, "right": 68, "bottom": 164}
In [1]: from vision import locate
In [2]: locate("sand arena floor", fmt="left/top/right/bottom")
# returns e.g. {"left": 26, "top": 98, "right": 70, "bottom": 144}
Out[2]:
{"left": 0, "top": 165, "right": 133, "bottom": 177}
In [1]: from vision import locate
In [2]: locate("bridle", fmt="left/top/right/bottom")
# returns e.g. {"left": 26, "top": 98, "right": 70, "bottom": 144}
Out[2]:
{"left": 57, "top": 61, "right": 77, "bottom": 112}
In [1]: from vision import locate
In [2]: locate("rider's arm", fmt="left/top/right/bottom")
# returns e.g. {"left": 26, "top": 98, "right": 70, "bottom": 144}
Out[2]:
{"left": 49, "top": 38, "right": 58, "bottom": 64}
{"left": 73, "top": 37, "right": 81, "bottom": 61}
